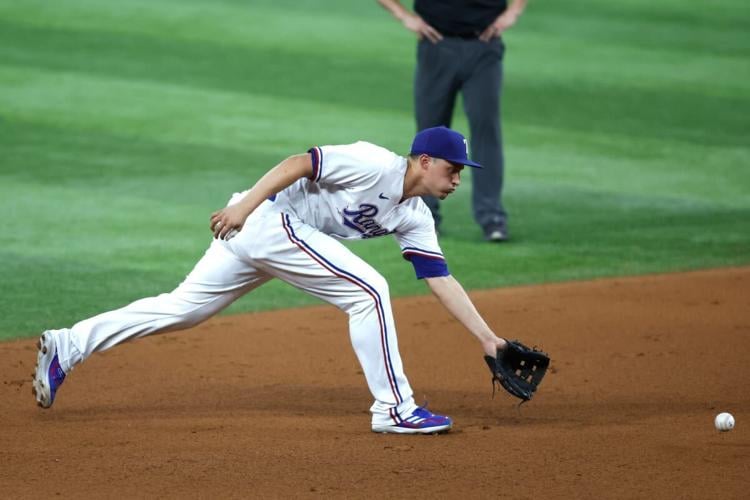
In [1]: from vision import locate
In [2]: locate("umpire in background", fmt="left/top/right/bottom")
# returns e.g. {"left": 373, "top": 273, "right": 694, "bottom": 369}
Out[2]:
{"left": 377, "top": 0, "right": 528, "bottom": 242}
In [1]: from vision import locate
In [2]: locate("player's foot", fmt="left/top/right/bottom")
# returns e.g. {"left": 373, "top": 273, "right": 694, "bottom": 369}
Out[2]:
{"left": 32, "top": 330, "right": 66, "bottom": 409}
{"left": 372, "top": 406, "right": 453, "bottom": 434}
{"left": 483, "top": 223, "right": 508, "bottom": 242}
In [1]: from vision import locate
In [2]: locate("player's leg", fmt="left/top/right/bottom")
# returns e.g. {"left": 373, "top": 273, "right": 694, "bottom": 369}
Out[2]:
{"left": 415, "top": 38, "right": 461, "bottom": 231}
{"left": 58, "top": 240, "right": 269, "bottom": 371}
{"left": 257, "top": 214, "right": 451, "bottom": 433}
{"left": 461, "top": 38, "right": 507, "bottom": 238}
{"left": 33, "top": 239, "right": 270, "bottom": 408}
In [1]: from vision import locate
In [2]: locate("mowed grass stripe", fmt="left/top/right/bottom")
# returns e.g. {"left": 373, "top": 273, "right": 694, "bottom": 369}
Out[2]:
{"left": 527, "top": 1, "right": 749, "bottom": 59}
{"left": 0, "top": 17, "right": 412, "bottom": 113}
{"left": 0, "top": 0, "right": 403, "bottom": 54}
{"left": 504, "top": 75, "right": 748, "bottom": 148}
{"left": 2, "top": 0, "right": 746, "bottom": 59}
{"left": 0, "top": 120, "right": 273, "bottom": 184}
{"left": 0, "top": 63, "right": 414, "bottom": 155}
{"left": 505, "top": 128, "right": 750, "bottom": 207}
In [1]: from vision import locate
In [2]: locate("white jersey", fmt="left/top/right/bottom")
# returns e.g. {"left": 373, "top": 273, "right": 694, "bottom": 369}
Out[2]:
{"left": 271, "top": 141, "right": 449, "bottom": 278}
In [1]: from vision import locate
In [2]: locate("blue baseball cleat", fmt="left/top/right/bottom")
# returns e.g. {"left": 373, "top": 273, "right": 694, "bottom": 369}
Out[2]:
{"left": 372, "top": 406, "right": 453, "bottom": 434}
{"left": 32, "top": 331, "right": 67, "bottom": 408}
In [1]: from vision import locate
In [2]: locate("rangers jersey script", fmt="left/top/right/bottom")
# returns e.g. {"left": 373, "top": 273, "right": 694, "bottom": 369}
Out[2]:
{"left": 271, "top": 141, "right": 449, "bottom": 279}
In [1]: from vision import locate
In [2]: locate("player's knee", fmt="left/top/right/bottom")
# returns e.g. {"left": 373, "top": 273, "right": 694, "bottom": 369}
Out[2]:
{"left": 348, "top": 274, "right": 389, "bottom": 312}
{"left": 365, "top": 273, "right": 389, "bottom": 297}
{"left": 176, "top": 312, "right": 203, "bottom": 329}
{"left": 169, "top": 301, "right": 214, "bottom": 329}
{"left": 162, "top": 290, "right": 221, "bottom": 329}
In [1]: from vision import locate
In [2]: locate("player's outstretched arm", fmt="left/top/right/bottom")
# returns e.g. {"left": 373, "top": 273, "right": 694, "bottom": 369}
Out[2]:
{"left": 210, "top": 153, "right": 313, "bottom": 240}
{"left": 424, "top": 275, "right": 506, "bottom": 356}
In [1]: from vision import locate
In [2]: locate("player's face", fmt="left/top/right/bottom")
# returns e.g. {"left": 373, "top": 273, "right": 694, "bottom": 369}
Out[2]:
{"left": 428, "top": 158, "right": 463, "bottom": 199}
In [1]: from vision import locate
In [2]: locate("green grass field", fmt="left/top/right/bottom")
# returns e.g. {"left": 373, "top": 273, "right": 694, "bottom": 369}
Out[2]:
{"left": 1, "top": 0, "right": 748, "bottom": 340}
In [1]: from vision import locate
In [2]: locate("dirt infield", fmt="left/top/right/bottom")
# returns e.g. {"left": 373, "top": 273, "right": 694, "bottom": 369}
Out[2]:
{"left": 1, "top": 267, "right": 748, "bottom": 498}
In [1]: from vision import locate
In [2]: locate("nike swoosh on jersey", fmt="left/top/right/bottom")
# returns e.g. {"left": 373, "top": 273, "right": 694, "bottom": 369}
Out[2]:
{"left": 378, "top": 193, "right": 389, "bottom": 200}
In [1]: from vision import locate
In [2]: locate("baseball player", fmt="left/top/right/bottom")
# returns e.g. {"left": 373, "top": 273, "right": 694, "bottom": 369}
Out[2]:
{"left": 33, "top": 126, "right": 509, "bottom": 434}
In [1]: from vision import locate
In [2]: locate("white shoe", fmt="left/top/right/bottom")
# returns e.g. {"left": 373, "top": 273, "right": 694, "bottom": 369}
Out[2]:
{"left": 372, "top": 406, "right": 452, "bottom": 434}
{"left": 32, "top": 331, "right": 67, "bottom": 408}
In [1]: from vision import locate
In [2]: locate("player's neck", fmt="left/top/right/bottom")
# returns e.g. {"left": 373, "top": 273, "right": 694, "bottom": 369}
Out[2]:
{"left": 400, "top": 157, "right": 423, "bottom": 202}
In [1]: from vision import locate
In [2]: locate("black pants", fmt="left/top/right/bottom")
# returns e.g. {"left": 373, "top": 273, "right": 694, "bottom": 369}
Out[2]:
{"left": 415, "top": 37, "right": 507, "bottom": 230}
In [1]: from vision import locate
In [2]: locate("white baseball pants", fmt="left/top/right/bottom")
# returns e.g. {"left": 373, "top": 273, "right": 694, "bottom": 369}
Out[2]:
{"left": 54, "top": 200, "right": 417, "bottom": 424}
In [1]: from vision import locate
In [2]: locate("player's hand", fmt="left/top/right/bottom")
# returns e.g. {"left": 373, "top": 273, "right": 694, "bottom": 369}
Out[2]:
{"left": 479, "top": 12, "right": 519, "bottom": 42}
{"left": 210, "top": 205, "right": 247, "bottom": 241}
{"left": 481, "top": 336, "right": 507, "bottom": 358}
{"left": 403, "top": 14, "right": 443, "bottom": 43}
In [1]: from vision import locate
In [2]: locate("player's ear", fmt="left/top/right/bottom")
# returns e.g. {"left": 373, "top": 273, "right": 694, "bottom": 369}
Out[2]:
{"left": 419, "top": 154, "right": 432, "bottom": 170}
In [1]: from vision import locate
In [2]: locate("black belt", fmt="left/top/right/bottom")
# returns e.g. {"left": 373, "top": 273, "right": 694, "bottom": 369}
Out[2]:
{"left": 441, "top": 32, "right": 480, "bottom": 39}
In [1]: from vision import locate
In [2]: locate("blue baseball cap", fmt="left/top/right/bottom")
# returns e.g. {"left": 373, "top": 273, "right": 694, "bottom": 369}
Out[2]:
{"left": 409, "top": 126, "right": 482, "bottom": 168}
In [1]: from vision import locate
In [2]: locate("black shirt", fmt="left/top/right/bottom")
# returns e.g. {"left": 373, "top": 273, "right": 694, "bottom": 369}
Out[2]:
{"left": 414, "top": 0, "right": 508, "bottom": 37}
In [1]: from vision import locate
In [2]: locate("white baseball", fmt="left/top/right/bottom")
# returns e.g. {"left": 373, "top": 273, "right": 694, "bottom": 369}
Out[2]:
{"left": 714, "top": 412, "right": 735, "bottom": 432}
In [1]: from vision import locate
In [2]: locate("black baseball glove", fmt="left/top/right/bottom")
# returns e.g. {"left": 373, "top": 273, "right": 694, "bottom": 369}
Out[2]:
{"left": 484, "top": 340, "right": 550, "bottom": 402}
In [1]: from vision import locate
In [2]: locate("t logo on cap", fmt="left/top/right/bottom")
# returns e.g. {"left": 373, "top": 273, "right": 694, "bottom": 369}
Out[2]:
{"left": 410, "top": 126, "right": 482, "bottom": 168}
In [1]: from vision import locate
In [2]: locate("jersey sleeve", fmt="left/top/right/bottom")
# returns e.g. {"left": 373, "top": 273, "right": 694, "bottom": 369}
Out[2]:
{"left": 394, "top": 201, "right": 450, "bottom": 279}
{"left": 307, "top": 142, "right": 395, "bottom": 189}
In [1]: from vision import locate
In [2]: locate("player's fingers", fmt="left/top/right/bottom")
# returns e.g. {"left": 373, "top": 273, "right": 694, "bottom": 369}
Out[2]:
{"left": 479, "top": 25, "right": 495, "bottom": 41}
{"left": 218, "top": 221, "right": 239, "bottom": 240}
{"left": 222, "top": 227, "right": 235, "bottom": 240}
{"left": 210, "top": 212, "right": 223, "bottom": 229}
{"left": 424, "top": 26, "right": 442, "bottom": 43}
{"left": 481, "top": 25, "right": 499, "bottom": 42}
{"left": 212, "top": 219, "right": 226, "bottom": 238}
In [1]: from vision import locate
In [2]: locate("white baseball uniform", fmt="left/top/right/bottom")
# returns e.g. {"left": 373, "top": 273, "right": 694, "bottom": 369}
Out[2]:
{"left": 52, "top": 141, "right": 450, "bottom": 426}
